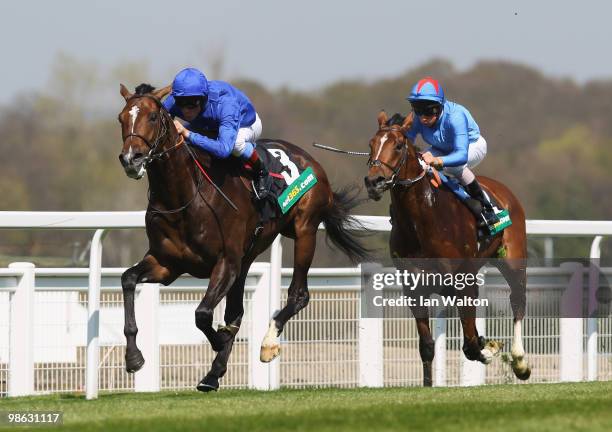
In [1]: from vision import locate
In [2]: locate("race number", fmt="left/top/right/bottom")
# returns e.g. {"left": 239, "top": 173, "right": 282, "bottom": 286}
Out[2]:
{"left": 266, "top": 149, "right": 300, "bottom": 184}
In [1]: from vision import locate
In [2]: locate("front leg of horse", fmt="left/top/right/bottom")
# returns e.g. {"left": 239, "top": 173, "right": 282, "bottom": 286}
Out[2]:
{"left": 410, "top": 305, "right": 435, "bottom": 387}
{"left": 121, "top": 254, "right": 175, "bottom": 373}
{"left": 198, "top": 270, "right": 247, "bottom": 392}
{"left": 195, "top": 258, "right": 239, "bottom": 354}
{"left": 458, "top": 306, "right": 502, "bottom": 365}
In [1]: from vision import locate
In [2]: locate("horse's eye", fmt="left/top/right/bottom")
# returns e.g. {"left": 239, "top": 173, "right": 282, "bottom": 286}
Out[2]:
{"left": 149, "top": 112, "right": 158, "bottom": 122}
{"left": 395, "top": 143, "right": 403, "bottom": 151}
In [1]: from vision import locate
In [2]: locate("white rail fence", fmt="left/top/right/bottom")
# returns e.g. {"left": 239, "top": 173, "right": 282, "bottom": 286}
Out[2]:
{"left": 0, "top": 212, "right": 611, "bottom": 399}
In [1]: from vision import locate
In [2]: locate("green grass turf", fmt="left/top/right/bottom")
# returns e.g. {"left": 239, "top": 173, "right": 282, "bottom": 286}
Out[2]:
{"left": 1, "top": 382, "right": 611, "bottom": 432}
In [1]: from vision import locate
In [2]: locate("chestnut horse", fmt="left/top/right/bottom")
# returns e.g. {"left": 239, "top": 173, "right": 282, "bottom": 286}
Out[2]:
{"left": 117, "top": 84, "right": 369, "bottom": 391}
{"left": 364, "top": 111, "right": 530, "bottom": 386}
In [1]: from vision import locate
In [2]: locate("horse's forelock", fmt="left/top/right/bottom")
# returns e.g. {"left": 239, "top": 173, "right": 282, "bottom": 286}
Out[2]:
{"left": 387, "top": 113, "right": 405, "bottom": 127}
{"left": 135, "top": 83, "right": 156, "bottom": 95}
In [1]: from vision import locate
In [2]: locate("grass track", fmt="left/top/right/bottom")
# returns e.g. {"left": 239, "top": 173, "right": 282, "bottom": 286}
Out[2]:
{"left": 1, "top": 382, "right": 611, "bottom": 432}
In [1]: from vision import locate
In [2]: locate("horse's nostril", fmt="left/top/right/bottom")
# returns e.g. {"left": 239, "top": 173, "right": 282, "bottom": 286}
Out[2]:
{"left": 119, "top": 153, "right": 128, "bottom": 167}
{"left": 375, "top": 176, "right": 385, "bottom": 185}
{"left": 133, "top": 153, "right": 144, "bottom": 162}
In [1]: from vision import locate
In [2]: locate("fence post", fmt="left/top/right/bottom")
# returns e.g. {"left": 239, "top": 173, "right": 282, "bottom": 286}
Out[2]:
{"left": 8, "top": 262, "right": 35, "bottom": 397}
{"left": 359, "top": 317, "right": 384, "bottom": 387}
{"left": 86, "top": 229, "right": 108, "bottom": 400}
{"left": 587, "top": 236, "right": 603, "bottom": 381}
{"left": 433, "top": 313, "right": 447, "bottom": 387}
{"left": 358, "top": 263, "right": 383, "bottom": 387}
{"left": 268, "top": 237, "right": 282, "bottom": 390}
{"left": 134, "top": 283, "right": 160, "bottom": 392}
{"left": 560, "top": 262, "right": 584, "bottom": 382}
{"left": 460, "top": 317, "right": 486, "bottom": 386}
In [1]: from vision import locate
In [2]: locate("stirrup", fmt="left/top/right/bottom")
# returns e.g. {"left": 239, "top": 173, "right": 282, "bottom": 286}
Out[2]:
{"left": 482, "top": 208, "right": 499, "bottom": 226}
{"left": 252, "top": 177, "right": 269, "bottom": 200}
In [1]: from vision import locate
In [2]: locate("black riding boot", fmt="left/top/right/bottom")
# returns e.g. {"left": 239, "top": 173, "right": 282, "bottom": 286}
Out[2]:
{"left": 247, "top": 151, "right": 269, "bottom": 199}
{"left": 466, "top": 179, "right": 499, "bottom": 227}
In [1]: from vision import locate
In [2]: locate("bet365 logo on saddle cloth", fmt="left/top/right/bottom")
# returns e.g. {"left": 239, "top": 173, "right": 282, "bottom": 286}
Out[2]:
{"left": 278, "top": 167, "right": 318, "bottom": 214}
{"left": 489, "top": 208, "right": 512, "bottom": 235}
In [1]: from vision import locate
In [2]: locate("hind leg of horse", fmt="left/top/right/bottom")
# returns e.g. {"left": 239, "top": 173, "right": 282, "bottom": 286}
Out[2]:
{"left": 496, "top": 259, "right": 531, "bottom": 380}
{"left": 496, "top": 214, "right": 531, "bottom": 379}
{"left": 195, "top": 257, "right": 240, "bottom": 354}
{"left": 410, "top": 305, "right": 435, "bottom": 387}
{"left": 198, "top": 267, "right": 249, "bottom": 392}
{"left": 260, "top": 229, "right": 316, "bottom": 363}
{"left": 121, "top": 254, "right": 177, "bottom": 373}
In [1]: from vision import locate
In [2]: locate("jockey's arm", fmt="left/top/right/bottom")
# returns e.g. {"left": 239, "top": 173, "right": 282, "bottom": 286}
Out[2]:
{"left": 439, "top": 115, "right": 469, "bottom": 167}
{"left": 185, "top": 103, "right": 240, "bottom": 159}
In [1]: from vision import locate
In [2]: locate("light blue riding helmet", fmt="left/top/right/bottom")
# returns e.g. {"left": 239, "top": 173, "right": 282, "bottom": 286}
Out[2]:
{"left": 407, "top": 77, "right": 445, "bottom": 104}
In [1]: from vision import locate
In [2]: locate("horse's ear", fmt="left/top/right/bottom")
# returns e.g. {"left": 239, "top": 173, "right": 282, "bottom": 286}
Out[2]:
{"left": 153, "top": 85, "right": 172, "bottom": 100}
{"left": 377, "top": 110, "right": 388, "bottom": 128}
{"left": 400, "top": 111, "right": 414, "bottom": 132}
{"left": 120, "top": 84, "right": 133, "bottom": 101}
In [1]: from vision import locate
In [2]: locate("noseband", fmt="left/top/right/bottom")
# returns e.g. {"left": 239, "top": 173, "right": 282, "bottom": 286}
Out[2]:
{"left": 367, "top": 126, "right": 427, "bottom": 188}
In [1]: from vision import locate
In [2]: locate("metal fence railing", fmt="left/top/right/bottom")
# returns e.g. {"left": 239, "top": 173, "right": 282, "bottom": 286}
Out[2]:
{"left": 1, "top": 263, "right": 611, "bottom": 398}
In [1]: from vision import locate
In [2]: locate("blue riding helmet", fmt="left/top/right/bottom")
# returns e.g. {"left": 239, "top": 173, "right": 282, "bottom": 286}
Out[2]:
{"left": 171, "top": 68, "right": 209, "bottom": 97}
{"left": 407, "top": 77, "right": 445, "bottom": 104}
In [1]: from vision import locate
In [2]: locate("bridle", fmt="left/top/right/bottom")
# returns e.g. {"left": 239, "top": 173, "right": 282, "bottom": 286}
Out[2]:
{"left": 121, "top": 93, "right": 201, "bottom": 214}
{"left": 367, "top": 125, "right": 428, "bottom": 188}
{"left": 121, "top": 94, "right": 184, "bottom": 166}
{"left": 120, "top": 92, "right": 237, "bottom": 214}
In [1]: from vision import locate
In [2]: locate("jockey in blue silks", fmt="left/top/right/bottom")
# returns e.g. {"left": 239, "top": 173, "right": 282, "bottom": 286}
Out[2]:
{"left": 405, "top": 77, "right": 499, "bottom": 227}
{"left": 163, "top": 67, "right": 269, "bottom": 198}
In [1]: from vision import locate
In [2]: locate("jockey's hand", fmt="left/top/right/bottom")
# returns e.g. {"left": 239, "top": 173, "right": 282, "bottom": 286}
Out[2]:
{"left": 173, "top": 119, "right": 190, "bottom": 139}
{"left": 422, "top": 152, "right": 443, "bottom": 169}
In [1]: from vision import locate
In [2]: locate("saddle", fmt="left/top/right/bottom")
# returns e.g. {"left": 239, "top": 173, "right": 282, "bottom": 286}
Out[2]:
{"left": 420, "top": 162, "right": 512, "bottom": 238}
{"left": 243, "top": 142, "right": 317, "bottom": 223}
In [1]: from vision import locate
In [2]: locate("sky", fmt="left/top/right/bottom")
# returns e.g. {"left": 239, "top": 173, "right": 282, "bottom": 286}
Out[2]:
{"left": 1, "top": 1, "right": 611, "bottom": 103}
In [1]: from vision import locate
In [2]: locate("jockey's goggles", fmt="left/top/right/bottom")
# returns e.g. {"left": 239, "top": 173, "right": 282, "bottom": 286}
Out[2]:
{"left": 411, "top": 102, "right": 441, "bottom": 117}
{"left": 175, "top": 96, "right": 203, "bottom": 109}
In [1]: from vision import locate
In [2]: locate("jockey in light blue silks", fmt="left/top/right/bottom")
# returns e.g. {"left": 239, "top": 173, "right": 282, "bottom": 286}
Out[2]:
{"left": 405, "top": 77, "right": 499, "bottom": 227}
{"left": 163, "top": 67, "right": 269, "bottom": 198}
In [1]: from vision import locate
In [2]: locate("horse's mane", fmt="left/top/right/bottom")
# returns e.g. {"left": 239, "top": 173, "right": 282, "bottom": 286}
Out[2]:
{"left": 135, "top": 83, "right": 156, "bottom": 95}
{"left": 387, "top": 113, "right": 405, "bottom": 126}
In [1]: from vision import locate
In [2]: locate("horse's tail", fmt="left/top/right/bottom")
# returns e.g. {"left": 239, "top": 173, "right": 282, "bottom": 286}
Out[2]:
{"left": 321, "top": 186, "right": 373, "bottom": 263}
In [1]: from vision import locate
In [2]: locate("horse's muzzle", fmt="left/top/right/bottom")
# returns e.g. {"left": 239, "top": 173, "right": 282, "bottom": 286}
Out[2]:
{"left": 364, "top": 175, "right": 387, "bottom": 201}
{"left": 119, "top": 153, "right": 147, "bottom": 179}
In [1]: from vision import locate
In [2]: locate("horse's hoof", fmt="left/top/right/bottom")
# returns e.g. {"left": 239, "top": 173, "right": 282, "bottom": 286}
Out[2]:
{"left": 513, "top": 364, "right": 532, "bottom": 380}
{"left": 125, "top": 350, "right": 145, "bottom": 373}
{"left": 478, "top": 336, "right": 486, "bottom": 349}
{"left": 260, "top": 343, "right": 280, "bottom": 363}
{"left": 196, "top": 375, "right": 219, "bottom": 392}
{"left": 512, "top": 357, "right": 531, "bottom": 380}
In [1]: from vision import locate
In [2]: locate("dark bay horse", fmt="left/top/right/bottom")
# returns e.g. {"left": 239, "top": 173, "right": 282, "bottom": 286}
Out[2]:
{"left": 117, "top": 83, "right": 369, "bottom": 391}
{"left": 364, "top": 111, "right": 530, "bottom": 386}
